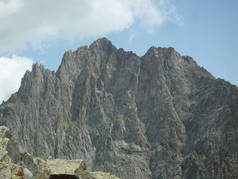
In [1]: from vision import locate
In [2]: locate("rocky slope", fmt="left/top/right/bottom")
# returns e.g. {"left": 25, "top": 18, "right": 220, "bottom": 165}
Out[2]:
{"left": 0, "top": 126, "right": 119, "bottom": 179}
{"left": 0, "top": 38, "right": 237, "bottom": 179}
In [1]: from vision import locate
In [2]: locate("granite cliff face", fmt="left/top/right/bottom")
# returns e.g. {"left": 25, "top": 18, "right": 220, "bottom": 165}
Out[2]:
{"left": 0, "top": 38, "right": 237, "bottom": 179}
{"left": 0, "top": 126, "right": 120, "bottom": 179}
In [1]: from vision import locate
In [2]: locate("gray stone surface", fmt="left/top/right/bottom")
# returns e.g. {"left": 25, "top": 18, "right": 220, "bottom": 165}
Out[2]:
{"left": 0, "top": 126, "right": 120, "bottom": 179}
{"left": 0, "top": 38, "right": 237, "bottom": 178}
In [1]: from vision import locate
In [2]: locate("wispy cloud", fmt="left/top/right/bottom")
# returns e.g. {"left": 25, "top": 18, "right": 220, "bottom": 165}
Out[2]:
{"left": 0, "top": 56, "right": 33, "bottom": 103}
{"left": 129, "top": 30, "right": 136, "bottom": 42}
{"left": 0, "top": 0, "right": 182, "bottom": 53}
{"left": 158, "top": 0, "right": 184, "bottom": 26}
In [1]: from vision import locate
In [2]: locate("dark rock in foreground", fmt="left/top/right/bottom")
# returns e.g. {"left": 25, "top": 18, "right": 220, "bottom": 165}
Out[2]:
{"left": 0, "top": 38, "right": 237, "bottom": 179}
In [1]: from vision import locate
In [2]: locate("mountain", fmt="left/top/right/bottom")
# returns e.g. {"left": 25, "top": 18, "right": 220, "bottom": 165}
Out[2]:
{"left": 0, "top": 126, "right": 120, "bottom": 179}
{"left": 0, "top": 38, "right": 237, "bottom": 179}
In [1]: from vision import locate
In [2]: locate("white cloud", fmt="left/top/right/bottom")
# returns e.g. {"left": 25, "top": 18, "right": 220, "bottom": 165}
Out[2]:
{"left": 129, "top": 30, "right": 136, "bottom": 42}
{"left": 0, "top": 0, "right": 181, "bottom": 53}
{"left": 157, "top": 0, "right": 183, "bottom": 26}
{"left": 0, "top": 0, "right": 24, "bottom": 18}
{"left": 0, "top": 56, "right": 33, "bottom": 103}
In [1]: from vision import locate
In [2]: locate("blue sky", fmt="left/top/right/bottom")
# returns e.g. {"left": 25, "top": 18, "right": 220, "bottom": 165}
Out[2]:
{"left": 0, "top": 0, "right": 238, "bottom": 102}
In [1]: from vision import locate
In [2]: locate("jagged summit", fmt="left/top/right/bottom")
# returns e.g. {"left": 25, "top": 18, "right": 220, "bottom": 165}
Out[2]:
{"left": 0, "top": 38, "right": 237, "bottom": 179}
{"left": 89, "top": 37, "right": 115, "bottom": 49}
{"left": 59, "top": 38, "right": 184, "bottom": 71}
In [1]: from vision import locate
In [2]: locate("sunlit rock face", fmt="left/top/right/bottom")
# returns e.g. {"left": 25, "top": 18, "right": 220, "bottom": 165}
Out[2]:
{"left": 0, "top": 38, "right": 237, "bottom": 179}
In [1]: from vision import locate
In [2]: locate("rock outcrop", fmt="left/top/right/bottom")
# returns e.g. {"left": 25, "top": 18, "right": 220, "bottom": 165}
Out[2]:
{"left": 0, "top": 126, "right": 37, "bottom": 178}
{"left": 0, "top": 126, "right": 119, "bottom": 179}
{"left": 0, "top": 38, "right": 237, "bottom": 178}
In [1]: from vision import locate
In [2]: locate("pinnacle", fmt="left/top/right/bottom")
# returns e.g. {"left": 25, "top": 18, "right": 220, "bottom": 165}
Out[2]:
{"left": 89, "top": 37, "right": 115, "bottom": 51}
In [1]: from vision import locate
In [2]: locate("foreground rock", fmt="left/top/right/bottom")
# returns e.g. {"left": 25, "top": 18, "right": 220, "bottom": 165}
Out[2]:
{"left": 0, "top": 38, "right": 238, "bottom": 178}
{"left": 34, "top": 158, "right": 119, "bottom": 179}
{"left": 0, "top": 126, "right": 119, "bottom": 179}
{"left": 0, "top": 126, "right": 35, "bottom": 179}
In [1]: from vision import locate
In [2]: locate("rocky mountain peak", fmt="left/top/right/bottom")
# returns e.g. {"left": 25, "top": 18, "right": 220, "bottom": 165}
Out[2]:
{"left": 0, "top": 38, "right": 237, "bottom": 179}
{"left": 32, "top": 63, "right": 45, "bottom": 73}
{"left": 89, "top": 37, "right": 116, "bottom": 51}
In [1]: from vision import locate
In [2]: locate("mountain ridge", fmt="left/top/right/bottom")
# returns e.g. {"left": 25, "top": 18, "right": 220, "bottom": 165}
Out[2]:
{"left": 0, "top": 38, "right": 237, "bottom": 179}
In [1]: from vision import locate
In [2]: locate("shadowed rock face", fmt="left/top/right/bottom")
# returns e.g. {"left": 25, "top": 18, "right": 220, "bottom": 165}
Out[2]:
{"left": 0, "top": 38, "right": 237, "bottom": 179}
{"left": 49, "top": 175, "right": 78, "bottom": 179}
